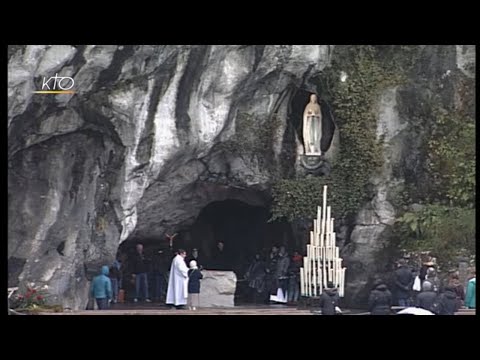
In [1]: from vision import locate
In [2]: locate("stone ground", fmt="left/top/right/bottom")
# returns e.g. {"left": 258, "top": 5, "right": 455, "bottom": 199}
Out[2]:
{"left": 37, "top": 304, "right": 476, "bottom": 315}
{"left": 35, "top": 303, "right": 376, "bottom": 315}
{"left": 43, "top": 304, "right": 317, "bottom": 315}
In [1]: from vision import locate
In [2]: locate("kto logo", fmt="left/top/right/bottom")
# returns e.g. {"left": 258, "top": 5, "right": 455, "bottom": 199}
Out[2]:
{"left": 34, "top": 73, "right": 75, "bottom": 94}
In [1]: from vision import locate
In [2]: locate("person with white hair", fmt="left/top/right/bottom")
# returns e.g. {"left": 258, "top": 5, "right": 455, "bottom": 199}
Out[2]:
{"left": 424, "top": 267, "right": 440, "bottom": 293}
{"left": 416, "top": 280, "right": 437, "bottom": 311}
{"left": 187, "top": 260, "right": 203, "bottom": 310}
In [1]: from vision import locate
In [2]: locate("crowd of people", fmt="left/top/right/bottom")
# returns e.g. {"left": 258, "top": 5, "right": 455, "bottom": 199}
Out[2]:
{"left": 367, "top": 259, "right": 476, "bottom": 315}
{"left": 88, "top": 241, "right": 234, "bottom": 310}
{"left": 244, "top": 246, "right": 303, "bottom": 304}
{"left": 88, "top": 242, "right": 476, "bottom": 315}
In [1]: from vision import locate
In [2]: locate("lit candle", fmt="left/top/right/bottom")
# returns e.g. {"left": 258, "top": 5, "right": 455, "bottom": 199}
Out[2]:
{"left": 306, "top": 257, "right": 310, "bottom": 296}
{"left": 327, "top": 205, "right": 332, "bottom": 229}
{"left": 316, "top": 254, "right": 320, "bottom": 296}
{"left": 317, "top": 206, "right": 321, "bottom": 226}
{"left": 322, "top": 186, "right": 327, "bottom": 237}
{"left": 307, "top": 258, "right": 311, "bottom": 297}
{"left": 340, "top": 272, "right": 343, "bottom": 297}
{"left": 323, "top": 246, "right": 327, "bottom": 287}
{"left": 338, "top": 260, "right": 341, "bottom": 287}
{"left": 304, "top": 257, "right": 308, "bottom": 275}
{"left": 333, "top": 261, "right": 337, "bottom": 285}
{"left": 326, "top": 206, "right": 331, "bottom": 247}
{"left": 300, "top": 267, "right": 304, "bottom": 296}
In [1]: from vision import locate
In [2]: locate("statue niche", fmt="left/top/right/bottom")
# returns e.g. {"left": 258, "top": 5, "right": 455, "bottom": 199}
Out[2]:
{"left": 302, "top": 94, "right": 322, "bottom": 156}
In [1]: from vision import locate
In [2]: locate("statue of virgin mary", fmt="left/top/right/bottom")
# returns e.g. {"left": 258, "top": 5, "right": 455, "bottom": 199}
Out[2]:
{"left": 302, "top": 93, "right": 322, "bottom": 156}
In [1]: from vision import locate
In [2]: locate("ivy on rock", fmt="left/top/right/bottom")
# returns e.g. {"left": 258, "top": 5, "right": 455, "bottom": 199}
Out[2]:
{"left": 271, "top": 46, "right": 412, "bottom": 222}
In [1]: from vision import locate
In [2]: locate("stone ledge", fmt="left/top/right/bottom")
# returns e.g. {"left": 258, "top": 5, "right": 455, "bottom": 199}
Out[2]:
{"left": 198, "top": 270, "right": 236, "bottom": 308}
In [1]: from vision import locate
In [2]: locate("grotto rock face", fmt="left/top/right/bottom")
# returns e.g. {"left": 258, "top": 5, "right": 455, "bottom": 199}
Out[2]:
{"left": 8, "top": 45, "right": 332, "bottom": 309}
{"left": 341, "top": 45, "right": 475, "bottom": 306}
{"left": 342, "top": 86, "right": 405, "bottom": 304}
{"left": 8, "top": 45, "right": 474, "bottom": 309}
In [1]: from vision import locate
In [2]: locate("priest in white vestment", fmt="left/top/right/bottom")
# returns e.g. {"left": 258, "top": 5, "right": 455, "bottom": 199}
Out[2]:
{"left": 166, "top": 249, "right": 189, "bottom": 308}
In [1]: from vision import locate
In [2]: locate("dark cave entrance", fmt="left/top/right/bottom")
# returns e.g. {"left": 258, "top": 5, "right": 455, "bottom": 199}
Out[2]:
{"left": 116, "top": 199, "right": 297, "bottom": 304}
{"left": 184, "top": 199, "right": 297, "bottom": 305}
{"left": 182, "top": 199, "right": 296, "bottom": 275}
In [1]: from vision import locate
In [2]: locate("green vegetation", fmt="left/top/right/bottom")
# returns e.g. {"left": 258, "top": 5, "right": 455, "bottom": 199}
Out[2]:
{"left": 396, "top": 75, "right": 475, "bottom": 262}
{"left": 426, "top": 106, "right": 475, "bottom": 207}
{"left": 396, "top": 205, "right": 475, "bottom": 263}
{"left": 271, "top": 46, "right": 414, "bottom": 221}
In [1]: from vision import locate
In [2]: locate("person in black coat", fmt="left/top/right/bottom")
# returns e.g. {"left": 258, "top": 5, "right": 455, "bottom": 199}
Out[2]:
{"left": 448, "top": 272, "right": 465, "bottom": 308}
{"left": 266, "top": 246, "right": 279, "bottom": 297}
{"left": 432, "top": 286, "right": 460, "bottom": 315}
{"left": 416, "top": 281, "right": 437, "bottom": 311}
{"left": 151, "top": 250, "right": 170, "bottom": 302}
{"left": 245, "top": 253, "right": 267, "bottom": 303}
{"left": 275, "top": 247, "right": 290, "bottom": 298}
{"left": 187, "top": 260, "right": 203, "bottom": 310}
{"left": 319, "top": 281, "right": 340, "bottom": 315}
{"left": 394, "top": 259, "right": 413, "bottom": 307}
{"left": 210, "top": 242, "right": 229, "bottom": 270}
{"left": 131, "top": 243, "right": 151, "bottom": 302}
{"left": 368, "top": 279, "right": 393, "bottom": 315}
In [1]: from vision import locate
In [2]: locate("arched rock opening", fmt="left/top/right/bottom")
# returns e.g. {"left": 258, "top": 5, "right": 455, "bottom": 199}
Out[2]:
{"left": 180, "top": 200, "right": 296, "bottom": 272}
{"left": 117, "top": 196, "right": 298, "bottom": 304}
{"left": 121, "top": 199, "right": 297, "bottom": 275}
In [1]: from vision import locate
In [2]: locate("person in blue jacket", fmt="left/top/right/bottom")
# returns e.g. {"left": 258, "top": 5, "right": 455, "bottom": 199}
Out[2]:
{"left": 465, "top": 270, "right": 476, "bottom": 309}
{"left": 90, "top": 265, "right": 113, "bottom": 310}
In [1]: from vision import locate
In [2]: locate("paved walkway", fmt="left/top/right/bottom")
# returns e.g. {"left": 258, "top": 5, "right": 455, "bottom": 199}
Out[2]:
{"left": 35, "top": 303, "right": 476, "bottom": 315}
{"left": 42, "top": 304, "right": 316, "bottom": 315}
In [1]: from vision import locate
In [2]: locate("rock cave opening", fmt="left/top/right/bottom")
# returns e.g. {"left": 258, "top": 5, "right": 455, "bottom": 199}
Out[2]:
{"left": 117, "top": 198, "right": 297, "bottom": 305}
{"left": 183, "top": 200, "right": 296, "bottom": 273}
